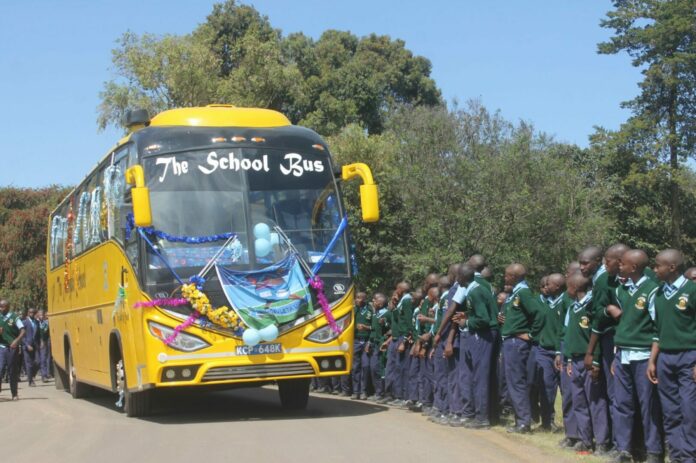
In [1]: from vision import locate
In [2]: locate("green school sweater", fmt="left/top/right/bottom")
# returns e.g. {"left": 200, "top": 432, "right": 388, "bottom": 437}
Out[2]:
{"left": 396, "top": 295, "right": 415, "bottom": 338}
{"left": 464, "top": 281, "right": 498, "bottom": 332}
{"left": 536, "top": 294, "right": 564, "bottom": 351}
{"left": 369, "top": 306, "right": 388, "bottom": 344}
{"left": 415, "top": 299, "right": 433, "bottom": 336}
{"left": 432, "top": 290, "right": 449, "bottom": 334}
{"left": 501, "top": 282, "right": 542, "bottom": 338}
{"left": 475, "top": 275, "right": 494, "bottom": 295}
{"left": 354, "top": 303, "right": 372, "bottom": 340}
{"left": 591, "top": 273, "right": 621, "bottom": 334}
{"left": 563, "top": 292, "right": 599, "bottom": 361}
{"left": 0, "top": 312, "right": 21, "bottom": 346}
{"left": 614, "top": 276, "right": 659, "bottom": 350}
{"left": 654, "top": 276, "right": 696, "bottom": 352}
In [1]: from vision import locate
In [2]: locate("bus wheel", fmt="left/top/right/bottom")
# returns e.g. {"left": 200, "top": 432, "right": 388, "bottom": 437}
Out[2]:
{"left": 66, "top": 348, "right": 90, "bottom": 399}
{"left": 54, "top": 361, "right": 68, "bottom": 391}
{"left": 278, "top": 378, "right": 310, "bottom": 410}
{"left": 116, "top": 359, "right": 151, "bottom": 417}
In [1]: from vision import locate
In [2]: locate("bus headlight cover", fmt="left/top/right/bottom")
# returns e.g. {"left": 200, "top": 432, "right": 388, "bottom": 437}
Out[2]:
{"left": 148, "top": 321, "right": 210, "bottom": 352}
{"left": 305, "top": 314, "right": 351, "bottom": 344}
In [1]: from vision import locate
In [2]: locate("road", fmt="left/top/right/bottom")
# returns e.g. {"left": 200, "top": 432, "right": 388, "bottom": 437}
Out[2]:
{"left": 0, "top": 380, "right": 576, "bottom": 463}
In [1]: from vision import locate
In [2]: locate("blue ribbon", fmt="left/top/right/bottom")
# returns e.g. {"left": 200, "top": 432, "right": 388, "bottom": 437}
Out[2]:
{"left": 138, "top": 229, "right": 184, "bottom": 285}
{"left": 311, "top": 215, "right": 348, "bottom": 276}
{"left": 126, "top": 213, "right": 237, "bottom": 244}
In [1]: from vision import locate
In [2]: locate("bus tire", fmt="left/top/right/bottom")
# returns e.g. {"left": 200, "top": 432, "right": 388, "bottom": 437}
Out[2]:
{"left": 116, "top": 358, "right": 151, "bottom": 417}
{"left": 66, "top": 348, "right": 90, "bottom": 399}
{"left": 278, "top": 378, "right": 310, "bottom": 410}
{"left": 54, "top": 361, "right": 68, "bottom": 391}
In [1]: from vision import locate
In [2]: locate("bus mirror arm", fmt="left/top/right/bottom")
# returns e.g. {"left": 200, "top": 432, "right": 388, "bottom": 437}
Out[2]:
{"left": 341, "top": 163, "right": 379, "bottom": 223}
{"left": 125, "top": 165, "right": 153, "bottom": 227}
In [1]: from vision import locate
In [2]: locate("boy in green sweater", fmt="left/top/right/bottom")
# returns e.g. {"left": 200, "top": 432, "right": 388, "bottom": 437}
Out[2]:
{"left": 605, "top": 249, "right": 662, "bottom": 463}
{"left": 648, "top": 249, "right": 696, "bottom": 463}
{"left": 560, "top": 273, "right": 610, "bottom": 453}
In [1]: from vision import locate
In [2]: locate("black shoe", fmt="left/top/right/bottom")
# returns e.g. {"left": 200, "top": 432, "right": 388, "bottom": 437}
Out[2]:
{"left": 573, "top": 441, "right": 592, "bottom": 454}
{"left": 539, "top": 423, "right": 561, "bottom": 433}
{"left": 646, "top": 454, "right": 663, "bottom": 463}
{"left": 506, "top": 424, "right": 532, "bottom": 434}
{"left": 558, "top": 437, "right": 578, "bottom": 449}
{"left": 613, "top": 451, "right": 632, "bottom": 463}
{"left": 594, "top": 443, "right": 614, "bottom": 456}
{"left": 465, "top": 420, "right": 491, "bottom": 430}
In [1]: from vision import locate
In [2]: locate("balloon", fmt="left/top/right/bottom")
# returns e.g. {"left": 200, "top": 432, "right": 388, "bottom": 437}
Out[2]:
{"left": 259, "top": 324, "right": 279, "bottom": 342}
{"left": 242, "top": 328, "right": 261, "bottom": 347}
{"left": 269, "top": 232, "right": 279, "bottom": 246}
{"left": 253, "top": 222, "right": 271, "bottom": 240}
{"left": 255, "top": 238, "right": 272, "bottom": 257}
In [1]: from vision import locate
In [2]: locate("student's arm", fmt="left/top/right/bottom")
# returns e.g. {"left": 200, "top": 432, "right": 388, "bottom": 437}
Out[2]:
{"left": 10, "top": 327, "right": 25, "bottom": 349}
{"left": 443, "top": 327, "right": 456, "bottom": 358}
{"left": 647, "top": 342, "right": 659, "bottom": 384}
{"left": 434, "top": 300, "right": 461, "bottom": 344}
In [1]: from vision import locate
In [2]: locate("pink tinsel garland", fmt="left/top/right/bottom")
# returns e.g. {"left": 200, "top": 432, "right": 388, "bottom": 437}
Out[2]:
{"left": 308, "top": 276, "right": 341, "bottom": 334}
{"left": 163, "top": 311, "right": 200, "bottom": 346}
{"left": 133, "top": 298, "right": 188, "bottom": 309}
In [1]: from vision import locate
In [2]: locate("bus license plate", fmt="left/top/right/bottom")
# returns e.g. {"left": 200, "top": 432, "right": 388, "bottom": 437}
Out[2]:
{"left": 236, "top": 343, "right": 283, "bottom": 356}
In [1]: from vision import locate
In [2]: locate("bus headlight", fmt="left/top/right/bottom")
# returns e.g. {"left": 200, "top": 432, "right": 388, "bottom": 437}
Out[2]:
{"left": 148, "top": 321, "right": 210, "bottom": 352}
{"left": 305, "top": 314, "right": 352, "bottom": 344}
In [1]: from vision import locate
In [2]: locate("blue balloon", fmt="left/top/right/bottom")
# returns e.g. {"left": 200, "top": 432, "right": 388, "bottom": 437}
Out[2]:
{"left": 259, "top": 324, "right": 279, "bottom": 342}
{"left": 255, "top": 238, "right": 272, "bottom": 257}
{"left": 242, "top": 328, "right": 261, "bottom": 347}
{"left": 253, "top": 222, "right": 271, "bottom": 240}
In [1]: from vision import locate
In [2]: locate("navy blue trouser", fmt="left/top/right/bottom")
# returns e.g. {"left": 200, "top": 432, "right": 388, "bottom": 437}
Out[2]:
{"left": 536, "top": 346, "right": 559, "bottom": 427}
{"left": 433, "top": 342, "right": 449, "bottom": 412}
{"left": 527, "top": 344, "right": 540, "bottom": 422}
{"left": 570, "top": 356, "right": 610, "bottom": 446}
{"left": 498, "top": 343, "right": 510, "bottom": 410}
{"left": 657, "top": 350, "right": 696, "bottom": 463}
{"left": 386, "top": 337, "right": 405, "bottom": 399}
{"left": 23, "top": 345, "right": 38, "bottom": 383}
{"left": 614, "top": 355, "right": 663, "bottom": 455}
{"left": 600, "top": 332, "right": 617, "bottom": 445}
{"left": 407, "top": 351, "right": 420, "bottom": 401}
{"left": 368, "top": 348, "right": 384, "bottom": 397}
{"left": 400, "top": 342, "right": 412, "bottom": 400}
{"left": 0, "top": 347, "right": 20, "bottom": 397}
{"left": 457, "top": 330, "right": 475, "bottom": 418}
{"left": 503, "top": 337, "right": 533, "bottom": 427}
{"left": 419, "top": 349, "right": 434, "bottom": 406}
{"left": 352, "top": 339, "right": 368, "bottom": 395}
{"left": 39, "top": 339, "right": 51, "bottom": 379}
{"left": 560, "top": 348, "right": 579, "bottom": 440}
{"left": 465, "top": 329, "right": 495, "bottom": 423}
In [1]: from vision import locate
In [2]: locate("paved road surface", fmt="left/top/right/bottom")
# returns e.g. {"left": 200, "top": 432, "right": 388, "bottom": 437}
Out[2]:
{"left": 0, "top": 380, "right": 575, "bottom": 463}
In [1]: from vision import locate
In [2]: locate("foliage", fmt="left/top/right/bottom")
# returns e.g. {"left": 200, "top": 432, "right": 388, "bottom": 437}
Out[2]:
{"left": 0, "top": 186, "right": 70, "bottom": 309}
{"left": 98, "top": 0, "right": 441, "bottom": 135}
{"left": 598, "top": 0, "right": 696, "bottom": 246}
{"left": 331, "top": 103, "right": 614, "bottom": 292}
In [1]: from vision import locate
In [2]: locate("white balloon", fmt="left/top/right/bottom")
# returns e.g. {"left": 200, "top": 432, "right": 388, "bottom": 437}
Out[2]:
{"left": 259, "top": 324, "right": 279, "bottom": 342}
{"left": 255, "top": 238, "right": 272, "bottom": 257}
{"left": 242, "top": 328, "right": 261, "bottom": 347}
{"left": 253, "top": 222, "right": 271, "bottom": 240}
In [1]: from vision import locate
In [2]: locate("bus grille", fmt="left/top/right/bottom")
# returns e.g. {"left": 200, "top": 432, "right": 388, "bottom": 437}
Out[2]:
{"left": 202, "top": 362, "right": 315, "bottom": 382}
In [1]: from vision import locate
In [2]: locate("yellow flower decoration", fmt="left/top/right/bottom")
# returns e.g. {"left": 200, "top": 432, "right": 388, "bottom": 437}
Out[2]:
{"left": 181, "top": 283, "right": 243, "bottom": 330}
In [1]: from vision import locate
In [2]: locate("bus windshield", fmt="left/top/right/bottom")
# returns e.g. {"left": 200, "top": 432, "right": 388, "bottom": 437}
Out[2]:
{"left": 141, "top": 148, "right": 348, "bottom": 293}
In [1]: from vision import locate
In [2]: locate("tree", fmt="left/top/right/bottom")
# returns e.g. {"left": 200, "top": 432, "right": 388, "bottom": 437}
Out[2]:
{"left": 98, "top": 0, "right": 441, "bottom": 136}
{"left": 599, "top": 0, "right": 696, "bottom": 247}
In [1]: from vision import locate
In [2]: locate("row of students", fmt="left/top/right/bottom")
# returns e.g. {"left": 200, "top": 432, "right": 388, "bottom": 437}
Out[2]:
{"left": 347, "top": 248, "right": 696, "bottom": 463}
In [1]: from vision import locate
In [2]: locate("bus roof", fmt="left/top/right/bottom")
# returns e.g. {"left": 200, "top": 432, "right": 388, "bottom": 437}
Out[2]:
{"left": 148, "top": 105, "right": 292, "bottom": 129}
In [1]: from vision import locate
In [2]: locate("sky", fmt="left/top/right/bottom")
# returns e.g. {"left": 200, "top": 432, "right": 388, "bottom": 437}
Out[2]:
{"left": 0, "top": 1, "right": 642, "bottom": 187}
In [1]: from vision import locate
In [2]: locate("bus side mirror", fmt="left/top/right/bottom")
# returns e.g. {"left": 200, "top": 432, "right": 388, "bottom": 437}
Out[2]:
{"left": 125, "top": 165, "right": 153, "bottom": 227}
{"left": 341, "top": 163, "right": 379, "bottom": 223}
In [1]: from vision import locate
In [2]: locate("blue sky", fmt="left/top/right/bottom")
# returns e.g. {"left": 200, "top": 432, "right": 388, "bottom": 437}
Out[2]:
{"left": 0, "top": 1, "right": 641, "bottom": 187}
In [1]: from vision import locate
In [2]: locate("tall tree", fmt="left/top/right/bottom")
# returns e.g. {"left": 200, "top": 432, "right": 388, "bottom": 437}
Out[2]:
{"left": 599, "top": 0, "right": 696, "bottom": 247}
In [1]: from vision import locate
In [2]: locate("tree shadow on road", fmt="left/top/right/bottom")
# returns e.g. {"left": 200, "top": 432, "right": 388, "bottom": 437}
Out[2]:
{"left": 83, "top": 386, "right": 389, "bottom": 424}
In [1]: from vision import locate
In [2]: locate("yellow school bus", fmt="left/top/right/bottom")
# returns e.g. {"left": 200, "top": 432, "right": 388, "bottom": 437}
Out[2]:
{"left": 46, "top": 105, "right": 378, "bottom": 416}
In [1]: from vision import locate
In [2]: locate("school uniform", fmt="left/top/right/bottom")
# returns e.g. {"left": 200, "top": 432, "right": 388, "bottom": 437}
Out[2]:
{"left": 396, "top": 294, "right": 415, "bottom": 401}
{"left": 589, "top": 266, "right": 620, "bottom": 446}
{"left": 431, "top": 288, "right": 451, "bottom": 416}
{"left": 501, "top": 280, "right": 544, "bottom": 429}
{"left": 352, "top": 301, "right": 372, "bottom": 398}
{"left": 415, "top": 298, "right": 434, "bottom": 408}
{"left": 0, "top": 311, "right": 24, "bottom": 398}
{"left": 460, "top": 280, "right": 498, "bottom": 426}
{"left": 563, "top": 291, "right": 610, "bottom": 448}
{"left": 22, "top": 315, "right": 39, "bottom": 385}
{"left": 448, "top": 283, "right": 470, "bottom": 420}
{"left": 368, "top": 306, "right": 388, "bottom": 399}
{"left": 612, "top": 276, "right": 663, "bottom": 457}
{"left": 534, "top": 293, "right": 564, "bottom": 428}
{"left": 406, "top": 303, "right": 421, "bottom": 403}
{"left": 654, "top": 276, "right": 696, "bottom": 463}
{"left": 39, "top": 318, "right": 51, "bottom": 380}
{"left": 559, "top": 291, "right": 579, "bottom": 442}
